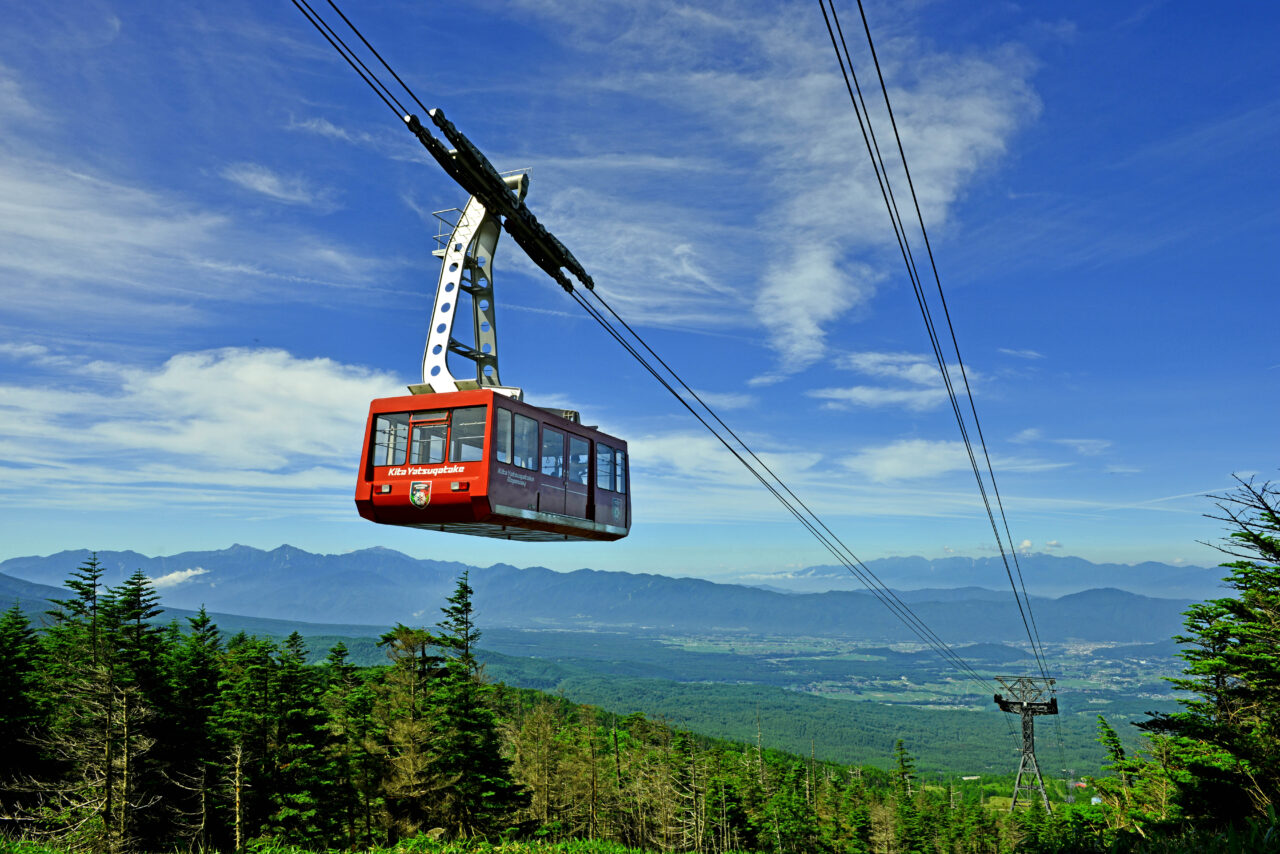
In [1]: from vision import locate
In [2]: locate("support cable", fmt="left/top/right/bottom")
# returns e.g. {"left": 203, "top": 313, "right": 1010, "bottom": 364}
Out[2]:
{"left": 818, "top": 0, "right": 1052, "bottom": 684}
{"left": 849, "top": 0, "right": 1051, "bottom": 683}
{"left": 290, "top": 0, "right": 407, "bottom": 120}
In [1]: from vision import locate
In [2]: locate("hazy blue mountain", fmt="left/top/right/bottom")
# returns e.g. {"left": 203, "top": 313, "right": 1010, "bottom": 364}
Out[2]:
{"left": 0, "top": 572, "right": 67, "bottom": 615}
{"left": 0, "top": 545, "right": 1197, "bottom": 643}
{"left": 0, "top": 569, "right": 387, "bottom": 637}
{"left": 749, "top": 553, "right": 1225, "bottom": 599}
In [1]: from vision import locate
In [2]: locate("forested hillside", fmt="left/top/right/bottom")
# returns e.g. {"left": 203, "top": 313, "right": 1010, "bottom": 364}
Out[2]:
{"left": 2, "top": 478, "right": 1278, "bottom": 853}
{"left": 0, "top": 562, "right": 1031, "bottom": 853}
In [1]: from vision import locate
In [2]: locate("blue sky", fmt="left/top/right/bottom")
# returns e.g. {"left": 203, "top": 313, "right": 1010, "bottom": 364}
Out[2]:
{"left": 0, "top": 0, "right": 1276, "bottom": 584}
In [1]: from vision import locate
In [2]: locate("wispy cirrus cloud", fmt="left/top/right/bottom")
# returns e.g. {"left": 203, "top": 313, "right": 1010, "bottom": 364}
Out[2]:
{"left": 1011, "top": 428, "right": 1111, "bottom": 456}
{"left": 486, "top": 0, "right": 1040, "bottom": 372}
{"left": 807, "top": 350, "right": 976, "bottom": 411}
{"left": 840, "top": 438, "right": 1066, "bottom": 482}
{"left": 0, "top": 147, "right": 390, "bottom": 331}
{"left": 0, "top": 62, "right": 40, "bottom": 122}
{"left": 998, "top": 347, "right": 1044, "bottom": 359}
{"left": 221, "top": 162, "right": 336, "bottom": 209}
{"left": 808, "top": 385, "right": 945, "bottom": 411}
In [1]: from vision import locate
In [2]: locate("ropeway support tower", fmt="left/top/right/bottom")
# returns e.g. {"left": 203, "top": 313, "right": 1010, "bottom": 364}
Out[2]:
{"left": 994, "top": 676, "right": 1058, "bottom": 811}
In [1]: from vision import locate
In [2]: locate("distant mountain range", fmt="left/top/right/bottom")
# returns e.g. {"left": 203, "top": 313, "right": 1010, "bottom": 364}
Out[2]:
{"left": 739, "top": 553, "right": 1226, "bottom": 599}
{"left": 0, "top": 545, "right": 1209, "bottom": 643}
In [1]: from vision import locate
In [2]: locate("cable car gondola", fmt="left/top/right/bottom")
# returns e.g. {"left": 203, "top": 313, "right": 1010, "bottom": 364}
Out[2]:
{"left": 354, "top": 168, "right": 630, "bottom": 541}
{"left": 356, "top": 389, "right": 629, "bottom": 541}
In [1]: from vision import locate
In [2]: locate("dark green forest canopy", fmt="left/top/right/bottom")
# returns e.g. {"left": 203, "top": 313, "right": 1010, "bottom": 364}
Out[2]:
{"left": 2, "top": 478, "right": 1278, "bottom": 852}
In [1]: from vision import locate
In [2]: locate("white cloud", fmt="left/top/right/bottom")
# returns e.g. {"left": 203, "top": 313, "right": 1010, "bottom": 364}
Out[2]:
{"left": 0, "top": 132, "right": 391, "bottom": 330}
{"left": 809, "top": 385, "right": 945, "bottom": 411}
{"left": 0, "top": 346, "right": 402, "bottom": 513}
{"left": 1017, "top": 538, "right": 1033, "bottom": 553}
{"left": 0, "top": 63, "right": 40, "bottom": 122}
{"left": 998, "top": 348, "right": 1044, "bottom": 359}
{"left": 838, "top": 351, "right": 944, "bottom": 385}
{"left": 498, "top": 1, "right": 1038, "bottom": 372}
{"left": 680, "top": 389, "right": 757, "bottom": 411}
{"left": 1053, "top": 438, "right": 1111, "bottom": 456}
{"left": 842, "top": 439, "right": 971, "bottom": 481}
{"left": 1045, "top": 540, "right": 1062, "bottom": 549}
{"left": 221, "top": 162, "right": 335, "bottom": 208}
{"left": 149, "top": 567, "right": 210, "bottom": 590}
{"left": 840, "top": 438, "right": 1067, "bottom": 482}
{"left": 808, "top": 350, "right": 977, "bottom": 411}
{"left": 1011, "top": 429, "right": 1111, "bottom": 456}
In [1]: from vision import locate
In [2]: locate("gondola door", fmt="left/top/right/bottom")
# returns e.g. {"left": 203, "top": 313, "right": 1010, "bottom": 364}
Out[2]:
{"left": 538, "top": 425, "right": 567, "bottom": 515}
{"left": 565, "top": 434, "right": 590, "bottom": 518}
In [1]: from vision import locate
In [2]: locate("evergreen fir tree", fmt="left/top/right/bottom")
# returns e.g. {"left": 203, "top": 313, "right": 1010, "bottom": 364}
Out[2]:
{"left": 262, "top": 632, "right": 332, "bottom": 846}
{"left": 165, "top": 607, "right": 226, "bottom": 851}
{"left": 0, "top": 603, "right": 44, "bottom": 835}
{"left": 429, "top": 571, "right": 527, "bottom": 837}
{"left": 1139, "top": 477, "right": 1280, "bottom": 822}
{"left": 215, "top": 633, "right": 278, "bottom": 850}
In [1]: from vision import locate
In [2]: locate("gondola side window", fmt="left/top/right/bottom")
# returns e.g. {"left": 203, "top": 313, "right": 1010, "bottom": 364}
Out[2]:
{"left": 372, "top": 413, "right": 411, "bottom": 466}
{"left": 596, "top": 442, "right": 614, "bottom": 491}
{"left": 512, "top": 413, "right": 539, "bottom": 471}
{"left": 449, "top": 406, "right": 487, "bottom": 462}
{"left": 614, "top": 448, "right": 627, "bottom": 494}
{"left": 568, "top": 436, "right": 590, "bottom": 485}
{"left": 541, "top": 428, "right": 565, "bottom": 478}
{"left": 494, "top": 408, "right": 512, "bottom": 464}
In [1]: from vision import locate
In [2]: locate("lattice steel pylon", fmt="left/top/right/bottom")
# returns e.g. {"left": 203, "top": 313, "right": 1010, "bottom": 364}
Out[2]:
{"left": 994, "top": 676, "right": 1058, "bottom": 811}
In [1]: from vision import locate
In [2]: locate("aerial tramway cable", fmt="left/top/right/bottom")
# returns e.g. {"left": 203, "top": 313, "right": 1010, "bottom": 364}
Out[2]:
{"left": 819, "top": 0, "right": 1068, "bottom": 763}
{"left": 290, "top": 0, "right": 1023, "bottom": 733}
{"left": 845, "top": 0, "right": 1053, "bottom": 684}
{"left": 816, "top": 0, "right": 1053, "bottom": 683}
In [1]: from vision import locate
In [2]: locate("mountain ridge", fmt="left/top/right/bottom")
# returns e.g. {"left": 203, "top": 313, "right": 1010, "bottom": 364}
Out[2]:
{"left": 0, "top": 544, "right": 1202, "bottom": 643}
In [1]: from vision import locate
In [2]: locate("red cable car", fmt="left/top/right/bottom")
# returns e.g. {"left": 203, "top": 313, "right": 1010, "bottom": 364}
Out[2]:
{"left": 355, "top": 389, "right": 629, "bottom": 541}
{"left": 354, "top": 167, "right": 631, "bottom": 542}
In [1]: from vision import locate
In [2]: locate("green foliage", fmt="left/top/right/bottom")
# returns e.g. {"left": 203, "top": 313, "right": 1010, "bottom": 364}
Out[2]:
{"left": 13, "top": 516, "right": 1280, "bottom": 854}
{"left": 1078, "top": 477, "right": 1280, "bottom": 849}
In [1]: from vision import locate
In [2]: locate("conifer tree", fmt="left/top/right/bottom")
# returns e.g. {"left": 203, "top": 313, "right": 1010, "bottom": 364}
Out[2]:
{"left": 375, "top": 623, "right": 444, "bottom": 838}
{"left": 216, "top": 633, "right": 278, "bottom": 849}
{"left": 429, "top": 571, "right": 527, "bottom": 837}
{"left": 0, "top": 603, "right": 43, "bottom": 834}
{"left": 1139, "top": 477, "right": 1280, "bottom": 821}
{"left": 165, "top": 607, "right": 225, "bottom": 851}
{"left": 263, "top": 632, "right": 332, "bottom": 846}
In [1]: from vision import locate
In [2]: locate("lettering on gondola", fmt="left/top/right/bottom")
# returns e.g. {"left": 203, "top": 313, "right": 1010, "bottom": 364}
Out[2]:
{"left": 409, "top": 481, "right": 431, "bottom": 508}
{"left": 496, "top": 466, "right": 536, "bottom": 487}
{"left": 388, "top": 465, "right": 464, "bottom": 477}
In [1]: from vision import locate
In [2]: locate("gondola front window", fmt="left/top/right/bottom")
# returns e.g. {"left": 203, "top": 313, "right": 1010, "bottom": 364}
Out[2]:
{"left": 409, "top": 423, "right": 446, "bottom": 464}
{"left": 372, "top": 413, "right": 411, "bottom": 466}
